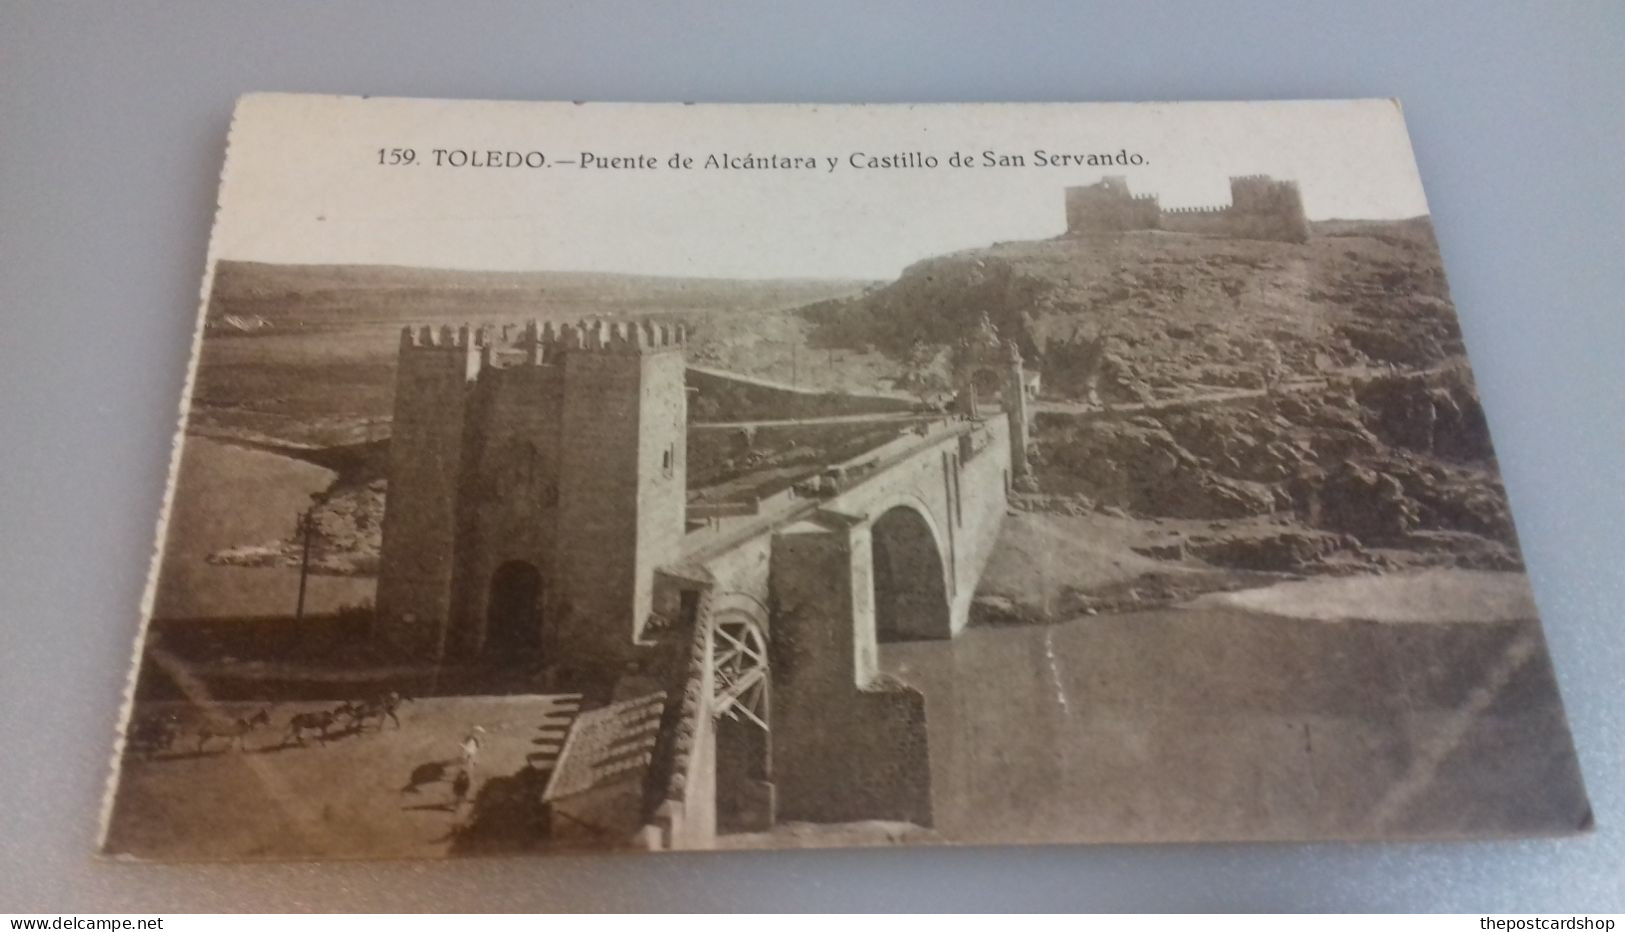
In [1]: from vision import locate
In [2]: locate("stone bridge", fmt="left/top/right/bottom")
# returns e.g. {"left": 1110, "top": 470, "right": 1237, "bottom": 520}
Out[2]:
{"left": 374, "top": 317, "right": 1029, "bottom": 850}
{"left": 638, "top": 412, "right": 1018, "bottom": 849}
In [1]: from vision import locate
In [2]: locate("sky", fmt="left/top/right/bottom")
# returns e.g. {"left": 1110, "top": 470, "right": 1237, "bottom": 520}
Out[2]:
{"left": 210, "top": 96, "right": 1432, "bottom": 281}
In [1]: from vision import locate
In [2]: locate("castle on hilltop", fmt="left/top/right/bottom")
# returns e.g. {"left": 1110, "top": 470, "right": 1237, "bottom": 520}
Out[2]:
{"left": 1064, "top": 174, "right": 1310, "bottom": 243}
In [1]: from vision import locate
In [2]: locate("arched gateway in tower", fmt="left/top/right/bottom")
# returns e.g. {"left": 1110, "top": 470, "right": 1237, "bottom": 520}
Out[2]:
{"left": 953, "top": 313, "right": 1031, "bottom": 480}
{"left": 485, "top": 560, "right": 543, "bottom": 658}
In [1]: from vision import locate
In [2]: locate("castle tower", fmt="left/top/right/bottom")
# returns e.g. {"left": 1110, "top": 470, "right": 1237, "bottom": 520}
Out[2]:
{"left": 1226, "top": 175, "right": 1310, "bottom": 243}
{"left": 1064, "top": 176, "right": 1160, "bottom": 235}
{"left": 374, "top": 318, "right": 690, "bottom": 676}
{"left": 551, "top": 321, "right": 689, "bottom": 672}
{"left": 376, "top": 325, "right": 481, "bottom": 656}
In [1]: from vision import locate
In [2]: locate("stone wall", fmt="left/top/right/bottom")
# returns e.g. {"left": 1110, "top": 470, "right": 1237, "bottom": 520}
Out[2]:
{"left": 639, "top": 593, "right": 719, "bottom": 850}
{"left": 1161, "top": 204, "right": 1309, "bottom": 243}
{"left": 376, "top": 327, "right": 479, "bottom": 656}
{"left": 948, "top": 417, "right": 1015, "bottom": 627}
{"left": 450, "top": 360, "right": 564, "bottom": 656}
{"left": 1064, "top": 175, "right": 1310, "bottom": 243}
{"left": 767, "top": 516, "right": 933, "bottom": 827}
{"left": 554, "top": 345, "right": 687, "bottom": 669}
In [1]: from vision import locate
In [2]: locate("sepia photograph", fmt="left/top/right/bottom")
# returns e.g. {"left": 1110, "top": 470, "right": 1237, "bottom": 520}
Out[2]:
{"left": 99, "top": 95, "right": 1589, "bottom": 861}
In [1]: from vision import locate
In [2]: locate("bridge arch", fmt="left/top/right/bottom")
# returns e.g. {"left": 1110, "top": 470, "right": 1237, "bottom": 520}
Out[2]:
{"left": 867, "top": 496, "right": 953, "bottom": 642}
{"left": 969, "top": 366, "right": 1005, "bottom": 403}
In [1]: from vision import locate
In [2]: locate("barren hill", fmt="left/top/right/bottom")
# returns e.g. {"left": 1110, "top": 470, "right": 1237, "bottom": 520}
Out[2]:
{"left": 793, "top": 218, "right": 1523, "bottom": 586}
{"left": 207, "top": 260, "right": 871, "bottom": 326}
{"left": 190, "top": 262, "right": 875, "bottom": 448}
{"left": 802, "top": 217, "right": 1459, "bottom": 401}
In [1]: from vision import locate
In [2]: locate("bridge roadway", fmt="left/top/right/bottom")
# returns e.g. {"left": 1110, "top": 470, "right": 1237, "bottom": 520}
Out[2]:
{"left": 691, "top": 411, "right": 930, "bottom": 431}
{"left": 680, "top": 412, "right": 988, "bottom": 570}
{"left": 672, "top": 410, "right": 1001, "bottom": 597}
{"left": 686, "top": 364, "right": 906, "bottom": 406}
{"left": 1031, "top": 363, "right": 1455, "bottom": 419}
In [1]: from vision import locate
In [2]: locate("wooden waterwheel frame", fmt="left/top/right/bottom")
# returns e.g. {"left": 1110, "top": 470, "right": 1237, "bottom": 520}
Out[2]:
{"left": 708, "top": 613, "right": 769, "bottom": 731}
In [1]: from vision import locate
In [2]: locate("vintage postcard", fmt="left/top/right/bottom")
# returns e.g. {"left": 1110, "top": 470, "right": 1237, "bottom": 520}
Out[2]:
{"left": 101, "top": 95, "right": 1589, "bottom": 860}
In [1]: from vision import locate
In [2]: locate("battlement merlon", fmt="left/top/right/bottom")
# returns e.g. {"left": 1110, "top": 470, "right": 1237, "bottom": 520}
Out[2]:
{"left": 1062, "top": 182, "right": 1158, "bottom": 200}
{"left": 1066, "top": 173, "right": 1308, "bottom": 242}
{"left": 397, "top": 325, "right": 481, "bottom": 382}
{"left": 399, "top": 318, "right": 688, "bottom": 361}
{"left": 557, "top": 318, "right": 688, "bottom": 355}
{"left": 400, "top": 324, "right": 482, "bottom": 350}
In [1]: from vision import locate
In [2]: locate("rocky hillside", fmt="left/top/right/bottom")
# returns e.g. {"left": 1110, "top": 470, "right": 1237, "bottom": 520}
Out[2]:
{"left": 1031, "top": 368, "right": 1522, "bottom": 573}
{"left": 801, "top": 218, "right": 1523, "bottom": 578}
{"left": 803, "top": 218, "right": 1461, "bottom": 401}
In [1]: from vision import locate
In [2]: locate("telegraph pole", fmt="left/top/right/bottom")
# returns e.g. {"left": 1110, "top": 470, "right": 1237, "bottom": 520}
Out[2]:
{"left": 294, "top": 507, "right": 314, "bottom": 623}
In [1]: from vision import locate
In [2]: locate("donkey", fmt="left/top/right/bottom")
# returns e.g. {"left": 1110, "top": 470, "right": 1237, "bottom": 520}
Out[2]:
{"left": 196, "top": 707, "right": 271, "bottom": 753}
{"left": 349, "top": 690, "right": 407, "bottom": 733}
{"left": 283, "top": 708, "right": 341, "bottom": 747}
{"left": 128, "top": 711, "right": 182, "bottom": 759}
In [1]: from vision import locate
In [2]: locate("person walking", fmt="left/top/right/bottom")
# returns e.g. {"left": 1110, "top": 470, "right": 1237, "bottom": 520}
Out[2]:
{"left": 449, "top": 767, "right": 473, "bottom": 813}
{"left": 459, "top": 725, "right": 485, "bottom": 775}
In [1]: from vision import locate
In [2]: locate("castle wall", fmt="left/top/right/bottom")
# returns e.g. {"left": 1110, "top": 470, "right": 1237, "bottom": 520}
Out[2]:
{"left": 1064, "top": 174, "right": 1310, "bottom": 243}
{"left": 376, "top": 327, "right": 479, "bottom": 656}
{"left": 1160, "top": 202, "right": 1308, "bottom": 242}
{"left": 1160, "top": 205, "right": 1239, "bottom": 236}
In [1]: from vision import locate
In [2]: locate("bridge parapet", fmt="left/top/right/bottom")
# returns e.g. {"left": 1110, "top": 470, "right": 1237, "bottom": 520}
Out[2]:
{"left": 638, "top": 601, "right": 716, "bottom": 850}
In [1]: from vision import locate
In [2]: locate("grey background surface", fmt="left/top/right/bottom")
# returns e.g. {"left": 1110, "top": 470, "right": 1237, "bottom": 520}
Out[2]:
{"left": 1, "top": 0, "right": 1621, "bottom": 912}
